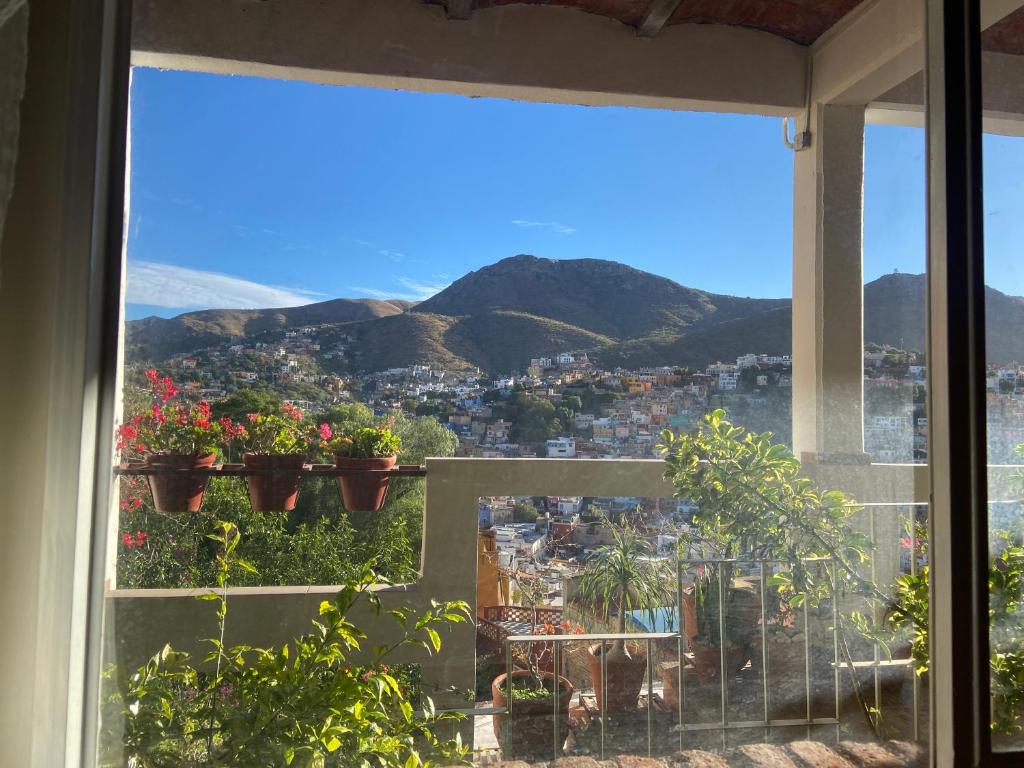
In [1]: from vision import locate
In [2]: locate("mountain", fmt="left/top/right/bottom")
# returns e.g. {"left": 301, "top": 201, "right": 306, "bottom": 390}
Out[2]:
{"left": 125, "top": 256, "right": 1024, "bottom": 374}
{"left": 415, "top": 255, "right": 787, "bottom": 340}
{"left": 127, "top": 298, "right": 414, "bottom": 361}
{"left": 863, "top": 272, "right": 1024, "bottom": 363}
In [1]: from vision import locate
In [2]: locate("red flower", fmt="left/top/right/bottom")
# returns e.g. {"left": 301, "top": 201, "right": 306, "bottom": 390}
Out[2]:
{"left": 145, "top": 369, "right": 159, "bottom": 383}
{"left": 131, "top": 497, "right": 142, "bottom": 509}
{"left": 247, "top": 413, "right": 259, "bottom": 424}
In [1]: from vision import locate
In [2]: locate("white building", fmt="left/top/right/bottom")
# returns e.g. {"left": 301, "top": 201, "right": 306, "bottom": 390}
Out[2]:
{"left": 546, "top": 437, "right": 576, "bottom": 458}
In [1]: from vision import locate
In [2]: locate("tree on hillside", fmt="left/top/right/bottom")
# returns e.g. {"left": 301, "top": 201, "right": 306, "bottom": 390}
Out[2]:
{"left": 212, "top": 387, "right": 282, "bottom": 422}
{"left": 511, "top": 393, "right": 563, "bottom": 443}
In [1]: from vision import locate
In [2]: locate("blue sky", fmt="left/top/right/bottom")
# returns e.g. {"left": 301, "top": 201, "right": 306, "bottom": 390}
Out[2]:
{"left": 125, "top": 67, "right": 1023, "bottom": 319}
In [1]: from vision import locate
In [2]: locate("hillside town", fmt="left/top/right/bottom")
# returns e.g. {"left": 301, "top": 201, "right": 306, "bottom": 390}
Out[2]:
{"left": 128, "top": 314, "right": 1024, "bottom": 471}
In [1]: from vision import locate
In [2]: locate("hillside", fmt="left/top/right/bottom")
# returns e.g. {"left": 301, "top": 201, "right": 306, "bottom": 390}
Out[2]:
{"left": 127, "top": 298, "right": 413, "bottom": 360}
{"left": 125, "top": 257, "right": 1024, "bottom": 374}
{"left": 863, "top": 272, "right": 1024, "bottom": 363}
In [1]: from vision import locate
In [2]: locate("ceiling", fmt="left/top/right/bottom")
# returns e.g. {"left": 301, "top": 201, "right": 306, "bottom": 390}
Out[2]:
{"left": 467, "top": 0, "right": 867, "bottom": 45}
{"left": 457, "top": 1, "right": 1024, "bottom": 54}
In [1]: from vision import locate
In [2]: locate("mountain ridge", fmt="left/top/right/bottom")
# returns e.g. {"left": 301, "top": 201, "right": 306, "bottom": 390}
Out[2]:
{"left": 125, "top": 256, "right": 1024, "bottom": 372}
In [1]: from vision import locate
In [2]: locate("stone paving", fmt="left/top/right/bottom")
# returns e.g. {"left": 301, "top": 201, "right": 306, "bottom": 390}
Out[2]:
{"left": 467, "top": 740, "right": 926, "bottom": 768}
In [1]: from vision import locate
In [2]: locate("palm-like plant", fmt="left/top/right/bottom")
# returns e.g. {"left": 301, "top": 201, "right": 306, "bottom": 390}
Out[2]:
{"left": 577, "top": 523, "right": 669, "bottom": 661}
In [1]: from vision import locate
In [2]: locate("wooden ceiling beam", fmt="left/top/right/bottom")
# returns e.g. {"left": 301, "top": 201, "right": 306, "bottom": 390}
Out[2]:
{"left": 637, "top": 0, "right": 684, "bottom": 38}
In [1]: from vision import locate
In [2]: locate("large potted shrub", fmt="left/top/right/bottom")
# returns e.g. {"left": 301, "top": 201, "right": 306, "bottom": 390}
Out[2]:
{"left": 116, "top": 370, "right": 226, "bottom": 514}
{"left": 330, "top": 425, "right": 402, "bottom": 512}
{"left": 577, "top": 524, "right": 669, "bottom": 714}
{"left": 99, "top": 522, "right": 471, "bottom": 767}
{"left": 658, "top": 410, "right": 885, "bottom": 727}
{"left": 231, "top": 402, "right": 332, "bottom": 512}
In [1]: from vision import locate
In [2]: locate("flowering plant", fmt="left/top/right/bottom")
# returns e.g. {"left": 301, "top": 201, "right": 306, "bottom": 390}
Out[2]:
{"left": 116, "top": 370, "right": 224, "bottom": 458}
{"left": 232, "top": 402, "right": 332, "bottom": 456}
{"left": 330, "top": 425, "right": 402, "bottom": 459}
{"left": 536, "top": 619, "right": 585, "bottom": 636}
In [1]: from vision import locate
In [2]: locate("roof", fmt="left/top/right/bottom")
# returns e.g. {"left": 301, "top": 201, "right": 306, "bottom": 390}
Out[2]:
{"left": 438, "top": 1, "right": 1024, "bottom": 55}
{"left": 442, "top": 0, "right": 867, "bottom": 44}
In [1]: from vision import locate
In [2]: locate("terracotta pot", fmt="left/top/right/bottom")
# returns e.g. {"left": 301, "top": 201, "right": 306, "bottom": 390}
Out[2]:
{"left": 491, "top": 670, "right": 573, "bottom": 758}
{"left": 243, "top": 453, "right": 306, "bottom": 512}
{"left": 145, "top": 453, "right": 216, "bottom": 514}
{"left": 690, "top": 639, "right": 752, "bottom": 684}
{"left": 334, "top": 455, "right": 396, "bottom": 512}
{"left": 659, "top": 661, "right": 682, "bottom": 712}
{"left": 586, "top": 642, "right": 648, "bottom": 713}
{"left": 681, "top": 587, "right": 758, "bottom": 684}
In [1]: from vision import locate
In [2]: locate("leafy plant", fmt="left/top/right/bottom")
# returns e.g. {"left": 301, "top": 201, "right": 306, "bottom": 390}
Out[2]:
{"left": 116, "top": 370, "right": 226, "bottom": 458}
{"left": 658, "top": 410, "right": 876, "bottom": 606}
{"left": 231, "top": 403, "right": 332, "bottom": 457}
{"left": 100, "top": 521, "right": 471, "bottom": 767}
{"left": 886, "top": 528, "right": 1024, "bottom": 735}
{"left": 331, "top": 426, "right": 402, "bottom": 459}
{"left": 576, "top": 523, "right": 669, "bottom": 660}
{"left": 657, "top": 410, "right": 888, "bottom": 730}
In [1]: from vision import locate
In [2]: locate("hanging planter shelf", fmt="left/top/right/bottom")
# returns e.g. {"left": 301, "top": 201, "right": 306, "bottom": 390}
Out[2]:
{"left": 115, "top": 463, "right": 427, "bottom": 477}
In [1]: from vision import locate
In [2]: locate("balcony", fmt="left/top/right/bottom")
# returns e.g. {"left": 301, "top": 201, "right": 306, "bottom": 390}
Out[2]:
{"left": 106, "top": 455, "right": 1015, "bottom": 765}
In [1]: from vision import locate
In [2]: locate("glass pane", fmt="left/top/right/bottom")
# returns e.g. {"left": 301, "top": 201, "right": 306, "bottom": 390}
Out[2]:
{"left": 93, "top": 2, "right": 929, "bottom": 765}
{"left": 981, "top": 8, "right": 1024, "bottom": 752}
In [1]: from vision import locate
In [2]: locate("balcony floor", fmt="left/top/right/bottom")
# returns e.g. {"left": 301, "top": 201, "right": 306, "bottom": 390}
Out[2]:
{"left": 475, "top": 739, "right": 926, "bottom": 767}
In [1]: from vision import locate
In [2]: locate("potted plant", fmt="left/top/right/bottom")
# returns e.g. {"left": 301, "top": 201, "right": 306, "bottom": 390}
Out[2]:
{"left": 576, "top": 524, "right": 669, "bottom": 714}
{"left": 658, "top": 410, "right": 888, "bottom": 730}
{"left": 491, "top": 622, "right": 576, "bottom": 758}
{"left": 329, "top": 425, "right": 402, "bottom": 512}
{"left": 116, "top": 370, "right": 225, "bottom": 514}
{"left": 681, "top": 564, "right": 761, "bottom": 684}
{"left": 231, "top": 403, "right": 332, "bottom": 512}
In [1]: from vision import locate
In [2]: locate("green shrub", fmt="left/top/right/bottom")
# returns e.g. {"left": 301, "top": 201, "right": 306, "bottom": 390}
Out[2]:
{"left": 100, "top": 522, "right": 471, "bottom": 767}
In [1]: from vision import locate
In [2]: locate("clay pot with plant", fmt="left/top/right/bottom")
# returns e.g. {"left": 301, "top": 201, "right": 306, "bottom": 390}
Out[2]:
{"left": 329, "top": 426, "right": 402, "bottom": 512}
{"left": 681, "top": 566, "right": 761, "bottom": 684}
{"left": 230, "top": 403, "right": 332, "bottom": 512}
{"left": 577, "top": 524, "right": 669, "bottom": 714}
{"left": 491, "top": 618, "right": 576, "bottom": 758}
{"left": 116, "top": 370, "right": 228, "bottom": 514}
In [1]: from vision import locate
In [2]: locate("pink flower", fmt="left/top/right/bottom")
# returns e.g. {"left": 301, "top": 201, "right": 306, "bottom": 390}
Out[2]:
{"left": 318, "top": 423, "right": 332, "bottom": 440}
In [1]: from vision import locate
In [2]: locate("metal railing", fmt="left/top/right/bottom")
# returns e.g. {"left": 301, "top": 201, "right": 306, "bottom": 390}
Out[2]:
{"left": 486, "top": 548, "right": 922, "bottom": 760}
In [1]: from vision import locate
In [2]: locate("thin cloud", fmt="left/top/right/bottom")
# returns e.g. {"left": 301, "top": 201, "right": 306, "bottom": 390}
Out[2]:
{"left": 350, "top": 276, "right": 451, "bottom": 302}
{"left": 378, "top": 249, "right": 405, "bottom": 262}
{"left": 127, "top": 260, "right": 324, "bottom": 310}
{"left": 512, "top": 219, "right": 576, "bottom": 235}
{"left": 395, "top": 276, "right": 450, "bottom": 299}
{"left": 350, "top": 286, "right": 410, "bottom": 300}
